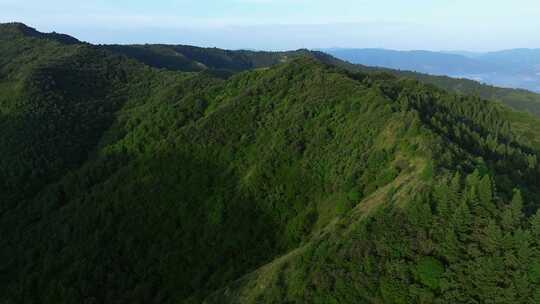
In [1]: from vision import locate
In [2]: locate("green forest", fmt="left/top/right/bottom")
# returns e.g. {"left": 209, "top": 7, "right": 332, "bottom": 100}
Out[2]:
{"left": 2, "top": 22, "right": 540, "bottom": 303}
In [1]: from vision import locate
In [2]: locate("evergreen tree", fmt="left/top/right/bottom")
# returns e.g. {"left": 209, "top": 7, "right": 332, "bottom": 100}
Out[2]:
{"left": 502, "top": 189, "right": 525, "bottom": 230}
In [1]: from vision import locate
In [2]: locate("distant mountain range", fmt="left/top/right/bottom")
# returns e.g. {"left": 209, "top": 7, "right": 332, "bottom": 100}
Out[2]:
{"left": 322, "top": 48, "right": 540, "bottom": 93}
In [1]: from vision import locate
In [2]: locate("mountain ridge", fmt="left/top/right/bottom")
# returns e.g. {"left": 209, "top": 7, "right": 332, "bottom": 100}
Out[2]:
{"left": 0, "top": 22, "right": 81, "bottom": 44}
{"left": 6, "top": 22, "right": 539, "bottom": 119}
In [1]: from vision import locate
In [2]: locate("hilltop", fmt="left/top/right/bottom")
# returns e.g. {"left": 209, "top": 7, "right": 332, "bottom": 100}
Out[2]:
{"left": 0, "top": 22, "right": 80, "bottom": 44}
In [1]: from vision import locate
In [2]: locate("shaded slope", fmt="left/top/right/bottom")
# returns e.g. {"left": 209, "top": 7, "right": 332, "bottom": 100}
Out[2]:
{"left": 0, "top": 23, "right": 184, "bottom": 206}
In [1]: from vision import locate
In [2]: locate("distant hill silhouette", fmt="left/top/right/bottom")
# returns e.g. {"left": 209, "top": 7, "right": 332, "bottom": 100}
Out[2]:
{"left": 323, "top": 48, "right": 540, "bottom": 93}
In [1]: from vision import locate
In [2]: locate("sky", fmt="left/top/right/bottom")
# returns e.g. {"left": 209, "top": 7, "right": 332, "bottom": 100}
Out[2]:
{"left": 1, "top": 0, "right": 540, "bottom": 51}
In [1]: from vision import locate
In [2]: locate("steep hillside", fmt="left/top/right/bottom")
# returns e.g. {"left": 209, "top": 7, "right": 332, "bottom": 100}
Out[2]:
{"left": 1, "top": 24, "right": 540, "bottom": 304}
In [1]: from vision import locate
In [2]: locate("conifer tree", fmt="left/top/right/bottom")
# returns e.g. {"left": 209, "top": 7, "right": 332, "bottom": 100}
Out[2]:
{"left": 530, "top": 210, "right": 540, "bottom": 239}
{"left": 448, "top": 172, "right": 462, "bottom": 206}
{"left": 502, "top": 189, "right": 524, "bottom": 230}
{"left": 433, "top": 181, "right": 450, "bottom": 219}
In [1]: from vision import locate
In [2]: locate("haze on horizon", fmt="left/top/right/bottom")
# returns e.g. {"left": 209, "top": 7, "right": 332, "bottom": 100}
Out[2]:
{"left": 1, "top": 0, "right": 539, "bottom": 52}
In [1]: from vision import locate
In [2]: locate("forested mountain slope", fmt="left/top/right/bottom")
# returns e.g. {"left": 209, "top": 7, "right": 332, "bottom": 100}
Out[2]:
{"left": 100, "top": 41, "right": 540, "bottom": 121}
{"left": 1, "top": 23, "right": 540, "bottom": 304}
{"left": 0, "top": 22, "right": 174, "bottom": 206}
{"left": 103, "top": 44, "right": 315, "bottom": 72}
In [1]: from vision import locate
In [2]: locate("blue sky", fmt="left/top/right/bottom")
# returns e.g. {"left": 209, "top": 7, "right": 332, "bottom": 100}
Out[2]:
{"left": 1, "top": 0, "right": 539, "bottom": 51}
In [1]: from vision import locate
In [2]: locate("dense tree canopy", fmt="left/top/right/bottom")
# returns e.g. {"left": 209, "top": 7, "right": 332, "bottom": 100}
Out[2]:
{"left": 1, "top": 23, "right": 540, "bottom": 303}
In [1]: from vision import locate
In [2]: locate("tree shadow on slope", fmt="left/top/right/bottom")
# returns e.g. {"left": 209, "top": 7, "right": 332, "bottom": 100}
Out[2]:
{"left": 0, "top": 51, "right": 134, "bottom": 208}
{"left": 1, "top": 150, "right": 282, "bottom": 304}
